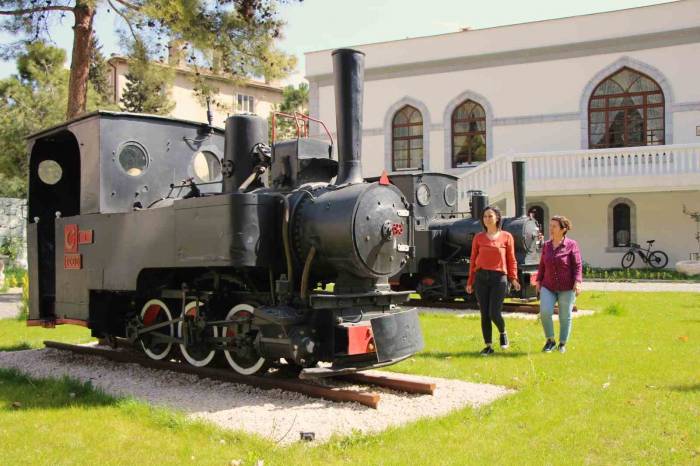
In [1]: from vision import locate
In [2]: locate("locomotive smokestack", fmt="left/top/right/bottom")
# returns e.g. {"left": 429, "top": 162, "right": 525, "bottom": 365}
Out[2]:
{"left": 512, "top": 160, "right": 526, "bottom": 218}
{"left": 469, "top": 191, "right": 489, "bottom": 219}
{"left": 332, "top": 48, "right": 365, "bottom": 185}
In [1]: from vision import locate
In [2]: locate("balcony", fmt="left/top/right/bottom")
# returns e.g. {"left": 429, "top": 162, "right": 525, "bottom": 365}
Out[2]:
{"left": 457, "top": 143, "right": 700, "bottom": 209}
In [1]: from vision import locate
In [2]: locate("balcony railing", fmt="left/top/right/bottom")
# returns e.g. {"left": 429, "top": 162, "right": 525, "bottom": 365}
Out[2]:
{"left": 458, "top": 143, "right": 700, "bottom": 204}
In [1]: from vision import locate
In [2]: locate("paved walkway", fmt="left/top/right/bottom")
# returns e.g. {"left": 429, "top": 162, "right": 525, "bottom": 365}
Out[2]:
{"left": 0, "top": 289, "right": 22, "bottom": 319}
{"left": 583, "top": 281, "right": 700, "bottom": 292}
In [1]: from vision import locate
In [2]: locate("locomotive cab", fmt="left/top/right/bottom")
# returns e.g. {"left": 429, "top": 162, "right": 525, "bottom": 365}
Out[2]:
{"left": 28, "top": 130, "right": 81, "bottom": 320}
{"left": 27, "top": 112, "right": 226, "bottom": 324}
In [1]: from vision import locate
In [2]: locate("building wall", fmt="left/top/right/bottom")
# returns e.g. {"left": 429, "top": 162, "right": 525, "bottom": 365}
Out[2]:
{"left": 533, "top": 191, "right": 700, "bottom": 268}
{"left": 306, "top": 2, "right": 700, "bottom": 269}
{"left": 307, "top": 1, "right": 700, "bottom": 177}
{"left": 109, "top": 60, "right": 283, "bottom": 127}
{"left": 312, "top": 41, "right": 700, "bottom": 177}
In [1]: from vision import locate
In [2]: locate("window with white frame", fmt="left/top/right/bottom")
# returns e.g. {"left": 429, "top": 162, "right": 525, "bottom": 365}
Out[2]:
{"left": 236, "top": 94, "right": 255, "bottom": 114}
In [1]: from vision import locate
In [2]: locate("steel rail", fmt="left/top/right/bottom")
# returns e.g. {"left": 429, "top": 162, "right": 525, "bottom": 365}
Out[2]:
{"left": 44, "top": 341, "right": 381, "bottom": 408}
{"left": 339, "top": 372, "right": 435, "bottom": 395}
{"left": 43, "top": 341, "right": 437, "bottom": 408}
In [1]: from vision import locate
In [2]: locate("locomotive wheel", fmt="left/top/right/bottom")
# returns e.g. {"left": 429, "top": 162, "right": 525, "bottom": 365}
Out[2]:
{"left": 177, "top": 301, "right": 218, "bottom": 367}
{"left": 139, "top": 299, "right": 174, "bottom": 360}
{"left": 222, "top": 304, "right": 270, "bottom": 376}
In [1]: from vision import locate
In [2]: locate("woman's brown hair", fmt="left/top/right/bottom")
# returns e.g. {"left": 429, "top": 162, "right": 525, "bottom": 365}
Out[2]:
{"left": 551, "top": 215, "right": 572, "bottom": 235}
{"left": 480, "top": 206, "right": 502, "bottom": 231}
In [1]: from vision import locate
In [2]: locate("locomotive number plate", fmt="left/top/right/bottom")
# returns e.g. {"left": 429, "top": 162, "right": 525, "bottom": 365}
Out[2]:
{"left": 64, "top": 254, "right": 82, "bottom": 270}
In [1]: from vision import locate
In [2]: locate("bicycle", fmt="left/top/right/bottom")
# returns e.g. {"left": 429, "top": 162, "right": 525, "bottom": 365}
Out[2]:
{"left": 620, "top": 240, "right": 669, "bottom": 269}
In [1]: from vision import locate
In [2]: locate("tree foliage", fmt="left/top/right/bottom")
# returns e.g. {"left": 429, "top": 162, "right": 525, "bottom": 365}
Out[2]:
{"left": 0, "top": 0, "right": 299, "bottom": 119}
{"left": 119, "top": 39, "right": 175, "bottom": 114}
{"left": 271, "top": 82, "right": 308, "bottom": 140}
{"left": 0, "top": 41, "right": 112, "bottom": 197}
{"left": 280, "top": 82, "right": 308, "bottom": 114}
{"left": 88, "top": 32, "right": 113, "bottom": 106}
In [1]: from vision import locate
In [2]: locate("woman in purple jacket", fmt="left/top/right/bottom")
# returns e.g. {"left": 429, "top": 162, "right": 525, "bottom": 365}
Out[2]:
{"left": 536, "top": 215, "right": 583, "bottom": 353}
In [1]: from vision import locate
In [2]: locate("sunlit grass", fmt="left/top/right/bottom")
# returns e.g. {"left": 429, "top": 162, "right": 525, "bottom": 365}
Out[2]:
{"left": 0, "top": 292, "right": 698, "bottom": 465}
{"left": 0, "top": 317, "right": 94, "bottom": 351}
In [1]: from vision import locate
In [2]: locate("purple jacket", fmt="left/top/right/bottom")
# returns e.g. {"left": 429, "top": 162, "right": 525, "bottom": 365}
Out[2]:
{"left": 536, "top": 237, "right": 583, "bottom": 292}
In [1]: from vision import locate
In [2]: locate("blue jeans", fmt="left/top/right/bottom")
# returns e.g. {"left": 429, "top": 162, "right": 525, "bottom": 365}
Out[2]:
{"left": 540, "top": 286, "right": 576, "bottom": 343}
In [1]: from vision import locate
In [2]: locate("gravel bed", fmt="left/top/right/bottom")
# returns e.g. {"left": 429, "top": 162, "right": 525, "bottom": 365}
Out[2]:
{"left": 0, "top": 347, "right": 512, "bottom": 444}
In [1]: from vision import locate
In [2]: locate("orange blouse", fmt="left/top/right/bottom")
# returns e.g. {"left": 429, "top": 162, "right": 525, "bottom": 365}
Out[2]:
{"left": 467, "top": 231, "right": 518, "bottom": 287}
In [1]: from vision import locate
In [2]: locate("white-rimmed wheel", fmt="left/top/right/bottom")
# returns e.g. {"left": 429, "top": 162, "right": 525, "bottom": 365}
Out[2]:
{"left": 222, "top": 303, "right": 270, "bottom": 376}
{"left": 139, "top": 299, "right": 174, "bottom": 360}
{"left": 177, "top": 301, "right": 218, "bottom": 367}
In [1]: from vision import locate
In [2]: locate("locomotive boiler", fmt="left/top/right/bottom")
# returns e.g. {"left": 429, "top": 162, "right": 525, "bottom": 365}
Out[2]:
{"left": 26, "top": 48, "right": 423, "bottom": 378}
{"left": 384, "top": 163, "right": 542, "bottom": 301}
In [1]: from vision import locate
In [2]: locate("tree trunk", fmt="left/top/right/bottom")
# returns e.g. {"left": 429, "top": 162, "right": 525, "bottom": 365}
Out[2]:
{"left": 66, "top": 1, "right": 96, "bottom": 120}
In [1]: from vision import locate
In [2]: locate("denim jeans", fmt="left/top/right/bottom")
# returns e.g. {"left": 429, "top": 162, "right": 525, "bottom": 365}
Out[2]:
{"left": 540, "top": 286, "right": 576, "bottom": 343}
{"left": 473, "top": 269, "right": 507, "bottom": 345}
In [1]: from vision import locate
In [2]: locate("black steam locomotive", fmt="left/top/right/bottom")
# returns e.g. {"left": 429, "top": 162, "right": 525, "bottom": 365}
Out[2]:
{"left": 26, "top": 49, "right": 423, "bottom": 378}
{"left": 379, "top": 164, "right": 542, "bottom": 301}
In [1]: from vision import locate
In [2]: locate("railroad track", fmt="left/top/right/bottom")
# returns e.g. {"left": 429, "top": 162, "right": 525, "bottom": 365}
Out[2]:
{"left": 43, "top": 341, "right": 434, "bottom": 409}
{"left": 409, "top": 299, "right": 577, "bottom": 314}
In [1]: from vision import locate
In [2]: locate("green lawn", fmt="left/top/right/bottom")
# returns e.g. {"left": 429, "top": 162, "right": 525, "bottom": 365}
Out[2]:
{"left": 1, "top": 292, "right": 699, "bottom": 465}
{"left": 0, "top": 318, "right": 94, "bottom": 351}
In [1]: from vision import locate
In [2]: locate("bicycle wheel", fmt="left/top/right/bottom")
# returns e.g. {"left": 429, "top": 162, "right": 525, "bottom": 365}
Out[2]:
{"left": 621, "top": 251, "right": 635, "bottom": 269}
{"left": 648, "top": 250, "right": 668, "bottom": 269}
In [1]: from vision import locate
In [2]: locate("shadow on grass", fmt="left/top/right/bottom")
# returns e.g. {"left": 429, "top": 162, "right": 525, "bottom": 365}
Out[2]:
{"left": 669, "top": 383, "right": 700, "bottom": 393}
{"left": 417, "top": 350, "right": 528, "bottom": 359}
{"left": 0, "top": 343, "right": 32, "bottom": 352}
{"left": 0, "top": 368, "right": 118, "bottom": 410}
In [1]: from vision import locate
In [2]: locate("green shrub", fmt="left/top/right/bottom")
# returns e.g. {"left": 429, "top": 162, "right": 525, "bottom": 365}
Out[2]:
{"left": 0, "top": 236, "right": 23, "bottom": 262}
{"left": 16, "top": 272, "right": 29, "bottom": 321}
{"left": 604, "top": 302, "right": 627, "bottom": 316}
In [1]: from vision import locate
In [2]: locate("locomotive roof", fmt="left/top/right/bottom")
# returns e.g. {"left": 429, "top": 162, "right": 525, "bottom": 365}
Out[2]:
{"left": 27, "top": 110, "right": 225, "bottom": 141}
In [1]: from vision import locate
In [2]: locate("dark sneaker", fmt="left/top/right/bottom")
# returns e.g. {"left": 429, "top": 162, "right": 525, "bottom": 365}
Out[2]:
{"left": 480, "top": 346, "right": 495, "bottom": 356}
{"left": 499, "top": 332, "right": 510, "bottom": 349}
{"left": 542, "top": 340, "right": 556, "bottom": 352}
{"left": 558, "top": 343, "right": 566, "bottom": 353}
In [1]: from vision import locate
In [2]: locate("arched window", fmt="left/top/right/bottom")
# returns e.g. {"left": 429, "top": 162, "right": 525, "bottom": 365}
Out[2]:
{"left": 588, "top": 67, "right": 664, "bottom": 149}
{"left": 452, "top": 100, "right": 486, "bottom": 167}
{"left": 392, "top": 105, "right": 423, "bottom": 170}
{"left": 613, "top": 203, "right": 631, "bottom": 247}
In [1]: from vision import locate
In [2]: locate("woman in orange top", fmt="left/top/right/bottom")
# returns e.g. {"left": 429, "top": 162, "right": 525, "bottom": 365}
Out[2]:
{"left": 466, "top": 206, "right": 521, "bottom": 355}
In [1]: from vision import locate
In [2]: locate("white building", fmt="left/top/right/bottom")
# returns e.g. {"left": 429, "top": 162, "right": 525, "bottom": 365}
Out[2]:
{"left": 305, "top": 0, "right": 700, "bottom": 268}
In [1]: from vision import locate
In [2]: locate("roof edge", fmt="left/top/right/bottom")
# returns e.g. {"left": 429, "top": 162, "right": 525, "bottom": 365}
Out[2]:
{"left": 27, "top": 110, "right": 225, "bottom": 141}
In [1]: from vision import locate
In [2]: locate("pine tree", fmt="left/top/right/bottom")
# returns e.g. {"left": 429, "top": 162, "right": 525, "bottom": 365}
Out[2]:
{"left": 88, "top": 32, "right": 112, "bottom": 106}
{"left": 120, "top": 40, "right": 175, "bottom": 114}
{"left": 0, "top": 41, "right": 110, "bottom": 197}
{"left": 0, "top": 0, "right": 299, "bottom": 119}
{"left": 271, "top": 82, "right": 309, "bottom": 141}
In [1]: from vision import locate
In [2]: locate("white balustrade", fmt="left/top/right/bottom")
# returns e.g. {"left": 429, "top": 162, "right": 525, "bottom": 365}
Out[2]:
{"left": 458, "top": 144, "right": 700, "bottom": 202}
